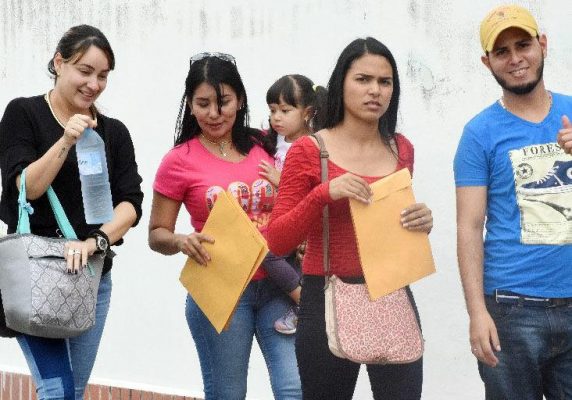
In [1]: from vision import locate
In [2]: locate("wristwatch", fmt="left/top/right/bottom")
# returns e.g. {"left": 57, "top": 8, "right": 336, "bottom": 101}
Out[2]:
{"left": 89, "top": 229, "right": 109, "bottom": 255}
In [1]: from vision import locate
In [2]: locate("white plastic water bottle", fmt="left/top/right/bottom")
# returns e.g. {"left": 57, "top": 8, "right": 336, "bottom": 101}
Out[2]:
{"left": 76, "top": 128, "right": 114, "bottom": 224}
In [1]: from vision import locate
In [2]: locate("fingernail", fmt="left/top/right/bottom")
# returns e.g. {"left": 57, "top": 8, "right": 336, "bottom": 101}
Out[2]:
{"left": 496, "top": 345, "right": 501, "bottom": 351}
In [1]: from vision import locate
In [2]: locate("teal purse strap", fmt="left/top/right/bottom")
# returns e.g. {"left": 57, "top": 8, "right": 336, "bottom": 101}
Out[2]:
{"left": 17, "top": 169, "right": 96, "bottom": 276}
{"left": 16, "top": 169, "right": 77, "bottom": 240}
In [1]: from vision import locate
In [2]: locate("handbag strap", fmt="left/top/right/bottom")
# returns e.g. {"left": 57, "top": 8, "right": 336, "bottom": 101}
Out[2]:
{"left": 310, "top": 133, "right": 331, "bottom": 283}
{"left": 17, "top": 169, "right": 78, "bottom": 240}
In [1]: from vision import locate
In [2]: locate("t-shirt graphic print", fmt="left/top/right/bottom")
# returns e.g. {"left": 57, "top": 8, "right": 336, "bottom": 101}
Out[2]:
{"left": 205, "top": 179, "right": 275, "bottom": 229}
{"left": 510, "top": 142, "right": 572, "bottom": 244}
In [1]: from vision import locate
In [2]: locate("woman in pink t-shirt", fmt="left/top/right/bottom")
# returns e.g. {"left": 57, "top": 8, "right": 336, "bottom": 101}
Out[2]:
{"left": 148, "top": 53, "right": 301, "bottom": 399}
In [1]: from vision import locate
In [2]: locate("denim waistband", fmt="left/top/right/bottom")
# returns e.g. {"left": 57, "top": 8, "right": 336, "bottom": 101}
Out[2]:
{"left": 493, "top": 290, "right": 572, "bottom": 308}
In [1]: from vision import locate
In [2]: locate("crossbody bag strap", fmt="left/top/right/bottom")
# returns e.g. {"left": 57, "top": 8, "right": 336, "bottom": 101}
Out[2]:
{"left": 310, "top": 133, "right": 331, "bottom": 285}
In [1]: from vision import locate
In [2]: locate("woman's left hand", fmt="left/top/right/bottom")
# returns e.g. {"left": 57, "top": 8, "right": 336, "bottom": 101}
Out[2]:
{"left": 401, "top": 203, "right": 433, "bottom": 233}
{"left": 64, "top": 239, "right": 97, "bottom": 274}
{"left": 259, "top": 160, "right": 281, "bottom": 187}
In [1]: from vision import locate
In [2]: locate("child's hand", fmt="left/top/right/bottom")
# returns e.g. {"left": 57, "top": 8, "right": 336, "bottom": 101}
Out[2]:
{"left": 296, "top": 241, "right": 307, "bottom": 264}
{"left": 259, "top": 160, "right": 281, "bottom": 187}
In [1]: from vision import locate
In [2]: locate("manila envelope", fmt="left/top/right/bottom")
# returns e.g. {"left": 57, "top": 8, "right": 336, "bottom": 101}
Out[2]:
{"left": 179, "top": 190, "right": 268, "bottom": 333}
{"left": 349, "top": 168, "right": 435, "bottom": 300}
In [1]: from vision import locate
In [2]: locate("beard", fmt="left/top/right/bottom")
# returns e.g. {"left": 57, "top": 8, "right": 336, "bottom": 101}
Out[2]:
{"left": 491, "top": 59, "right": 544, "bottom": 95}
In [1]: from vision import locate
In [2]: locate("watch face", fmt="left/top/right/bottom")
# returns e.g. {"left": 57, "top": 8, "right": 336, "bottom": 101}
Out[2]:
{"left": 96, "top": 235, "right": 108, "bottom": 251}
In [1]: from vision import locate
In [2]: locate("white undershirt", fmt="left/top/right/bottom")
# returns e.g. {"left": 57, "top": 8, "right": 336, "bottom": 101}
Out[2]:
{"left": 274, "top": 135, "right": 293, "bottom": 172}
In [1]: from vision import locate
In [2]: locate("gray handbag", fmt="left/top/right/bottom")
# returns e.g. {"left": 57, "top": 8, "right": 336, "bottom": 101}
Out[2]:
{"left": 0, "top": 169, "right": 103, "bottom": 338}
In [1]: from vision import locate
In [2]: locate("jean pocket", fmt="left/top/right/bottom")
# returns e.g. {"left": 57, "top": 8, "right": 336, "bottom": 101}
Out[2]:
{"left": 485, "top": 296, "right": 519, "bottom": 322}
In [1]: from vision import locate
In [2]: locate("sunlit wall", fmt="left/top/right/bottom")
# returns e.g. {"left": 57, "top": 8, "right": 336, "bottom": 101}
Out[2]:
{"left": 1, "top": 1, "right": 571, "bottom": 398}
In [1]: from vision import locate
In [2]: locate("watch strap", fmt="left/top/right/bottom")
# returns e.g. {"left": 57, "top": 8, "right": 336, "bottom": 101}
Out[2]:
{"left": 88, "top": 229, "right": 111, "bottom": 256}
{"left": 89, "top": 229, "right": 109, "bottom": 245}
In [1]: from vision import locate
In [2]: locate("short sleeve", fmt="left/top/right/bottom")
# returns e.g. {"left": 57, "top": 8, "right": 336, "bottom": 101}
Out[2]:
{"left": 454, "top": 125, "right": 489, "bottom": 187}
{"left": 395, "top": 134, "right": 414, "bottom": 176}
{"left": 153, "top": 146, "right": 189, "bottom": 201}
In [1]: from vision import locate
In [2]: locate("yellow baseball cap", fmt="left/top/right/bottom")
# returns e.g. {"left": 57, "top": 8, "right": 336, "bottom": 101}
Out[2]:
{"left": 480, "top": 5, "right": 539, "bottom": 52}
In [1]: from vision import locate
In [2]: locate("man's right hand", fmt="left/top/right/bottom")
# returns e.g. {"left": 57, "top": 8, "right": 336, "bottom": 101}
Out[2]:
{"left": 557, "top": 115, "right": 572, "bottom": 154}
{"left": 469, "top": 309, "right": 501, "bottom": 367}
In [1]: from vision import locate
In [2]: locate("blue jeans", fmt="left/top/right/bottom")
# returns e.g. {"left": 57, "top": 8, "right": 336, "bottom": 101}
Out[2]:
{"left": 186, "top": 278, "right": 302, "bottom": 400}
{"left": 17, "top": 272, "right": 112, "bottom": 400}
{"left": 479, "top": 295, "right": 572, "bottom": 400}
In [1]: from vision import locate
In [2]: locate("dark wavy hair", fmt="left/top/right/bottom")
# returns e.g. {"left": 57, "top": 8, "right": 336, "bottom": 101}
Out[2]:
{"left": 48, "top": 25, "right": 115, "bottom": 80}
{"left": 174, "top": 56, "right": 273, "bottom": 155}
{"left": 325, "top": 37, "right": 400, "bottom": 144}
{"left": 265, "top": 74, "right": 327, "bottom": 148}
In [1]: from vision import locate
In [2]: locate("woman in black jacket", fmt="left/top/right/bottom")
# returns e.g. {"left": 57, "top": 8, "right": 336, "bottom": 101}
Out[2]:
{"left": 0, "top": 25, "right": 143, "bottom": 400}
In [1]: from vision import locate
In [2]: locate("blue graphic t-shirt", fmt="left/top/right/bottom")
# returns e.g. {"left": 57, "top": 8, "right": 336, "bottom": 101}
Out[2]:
{"left": 454, "top": 92, "right": 572, "bottom": 297}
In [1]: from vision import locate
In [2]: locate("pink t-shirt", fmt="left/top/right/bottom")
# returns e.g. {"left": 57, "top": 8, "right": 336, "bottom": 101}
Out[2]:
{"left": 153, "top": 138, "right": 275, "bottom": 280}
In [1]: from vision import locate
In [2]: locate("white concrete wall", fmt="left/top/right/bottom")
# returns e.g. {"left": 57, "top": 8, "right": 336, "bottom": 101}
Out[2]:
{"left": 1, "top": 1, "right": 572, "bottom": 398}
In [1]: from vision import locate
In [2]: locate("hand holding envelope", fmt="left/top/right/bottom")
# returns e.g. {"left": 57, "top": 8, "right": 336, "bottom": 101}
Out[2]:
{"left": 349, "top": 168, "right": 435, "bottom": 300}
{"left": 179, "top": 191, "right": 268, "bottom": 333}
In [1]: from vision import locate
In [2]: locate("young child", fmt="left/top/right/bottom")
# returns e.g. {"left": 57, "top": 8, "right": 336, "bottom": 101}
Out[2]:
{"left": 259, "top": 74, "right": 326, "bottom": 334}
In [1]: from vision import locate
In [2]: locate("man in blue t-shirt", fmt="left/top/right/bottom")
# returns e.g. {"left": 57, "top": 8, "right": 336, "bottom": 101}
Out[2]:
{"left": 454, "top": 5, "right": 572, "bottom": 399}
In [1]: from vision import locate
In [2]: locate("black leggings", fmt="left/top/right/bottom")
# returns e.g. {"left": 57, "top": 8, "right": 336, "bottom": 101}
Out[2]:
{"left": 295, "top": 275, "right": 423, "bottom": 400}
